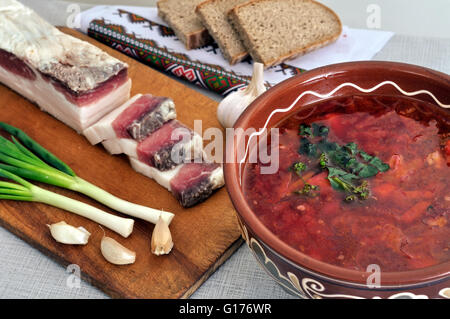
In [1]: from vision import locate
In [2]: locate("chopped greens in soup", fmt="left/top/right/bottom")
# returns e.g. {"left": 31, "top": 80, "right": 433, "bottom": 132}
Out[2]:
{"left": 243, "top": 95, "right": 450, "bottom": 272}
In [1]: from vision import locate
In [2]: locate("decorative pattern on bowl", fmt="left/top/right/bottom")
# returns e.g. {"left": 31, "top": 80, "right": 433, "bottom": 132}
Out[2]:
{"left": 239, "top": 219, "right": 450, "bottom": 299}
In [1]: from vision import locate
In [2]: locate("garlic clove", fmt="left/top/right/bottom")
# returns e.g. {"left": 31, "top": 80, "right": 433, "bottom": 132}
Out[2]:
{"left": 151, "top": 216, "right": 173, "bottom": 256}
{"left": 217, "top": 62, "right": 266, "bottom": 128}
{"left": 217, "top": 89, "right": 244, "bottom": 128}
{"left": 101, "top": 236, "right": 136, "bottom": 265}
{"left": 48, "top": 221, "right": 90, "bottom": 245}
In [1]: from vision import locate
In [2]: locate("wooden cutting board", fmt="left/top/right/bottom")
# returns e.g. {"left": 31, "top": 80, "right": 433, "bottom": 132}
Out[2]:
{"left": 0, "top": 28, "right": 243, "bottom": 298}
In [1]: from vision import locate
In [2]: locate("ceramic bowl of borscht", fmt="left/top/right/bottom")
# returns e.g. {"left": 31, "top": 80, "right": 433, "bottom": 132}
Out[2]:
{"left": 224, "top": 61, "right": 450, "bottom": 299}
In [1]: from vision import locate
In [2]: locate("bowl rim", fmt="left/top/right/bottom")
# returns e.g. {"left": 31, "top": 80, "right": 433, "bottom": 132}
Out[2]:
{"left": 224, "top": 61, "right": 450, "bottom": 288}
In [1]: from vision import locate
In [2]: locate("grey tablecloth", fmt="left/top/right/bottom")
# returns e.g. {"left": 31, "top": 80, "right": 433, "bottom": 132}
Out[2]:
{"left": 0, "top": 0, "right": 449, "bottom": 299}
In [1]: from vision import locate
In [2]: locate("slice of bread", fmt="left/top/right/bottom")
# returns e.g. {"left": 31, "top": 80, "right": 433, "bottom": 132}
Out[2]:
{"left": 228, "top": 0, "right": 342, "bottom": 68}
{"left": 157, "top": 0, "right": 213, "bottom": 50}
{"left": 196, "top": 0, "right": 250, "bottom": 65}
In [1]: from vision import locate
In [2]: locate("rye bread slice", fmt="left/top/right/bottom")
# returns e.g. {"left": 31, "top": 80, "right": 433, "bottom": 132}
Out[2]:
{"left": 157, "top": 0, "right": 213, "bottom": 50}
{"left": 196, "top": 0, "right": 250, "bottom": 65}
{"left": 228, "top": 0, "right": 342, "bottom": 68}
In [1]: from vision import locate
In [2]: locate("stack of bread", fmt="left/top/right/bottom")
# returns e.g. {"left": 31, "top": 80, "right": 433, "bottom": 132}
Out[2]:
{"left": 157, "top": 0, "right": 342, "bottom": 67}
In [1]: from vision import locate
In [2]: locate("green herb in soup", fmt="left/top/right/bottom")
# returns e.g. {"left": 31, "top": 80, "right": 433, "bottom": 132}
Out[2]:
{"left": 290, "top": 161, "right": 320, "bottom": 197}
{"left": 297, "top": 123, "right": 390, "bottom": 201}
{"left": 243, "top": 95, "right": 450, "bottom": 272}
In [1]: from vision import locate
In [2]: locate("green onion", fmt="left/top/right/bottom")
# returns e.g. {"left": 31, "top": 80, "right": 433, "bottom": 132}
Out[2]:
{"left": 0, "top": 122, "right": 75, "bottom": 176}
{"left": 0, "top": 168, "right": 134, "bottom": 237}
{"left": 0, "top": 122, "right": 174, "bottom": 225}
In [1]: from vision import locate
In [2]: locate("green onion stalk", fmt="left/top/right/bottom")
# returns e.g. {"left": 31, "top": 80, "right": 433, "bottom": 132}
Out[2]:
{"left": 0, "top": 122, "right": 174, "bottom": 226}
{"left": 0, "top": 168, "right": 134, "bottom": 237}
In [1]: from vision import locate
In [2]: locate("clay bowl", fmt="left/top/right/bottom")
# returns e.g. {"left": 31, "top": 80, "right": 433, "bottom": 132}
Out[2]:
{"left": 224, "top": 61, "right": 450, "bottom": 299}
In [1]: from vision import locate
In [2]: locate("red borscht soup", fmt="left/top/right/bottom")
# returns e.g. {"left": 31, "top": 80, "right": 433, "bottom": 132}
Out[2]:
{"left": 243, "top": 95, "right": 450, "bottom": 272}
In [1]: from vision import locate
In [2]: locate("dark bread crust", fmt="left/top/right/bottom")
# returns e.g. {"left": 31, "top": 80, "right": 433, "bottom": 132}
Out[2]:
{"left": 227, "top": 0, "right": 343, "bottom": 68}
{"left": 196, "top": 0, "right": 249, "bottom": 64}
{"left": 157, "top": 0, "right": 213, "bottom": 50}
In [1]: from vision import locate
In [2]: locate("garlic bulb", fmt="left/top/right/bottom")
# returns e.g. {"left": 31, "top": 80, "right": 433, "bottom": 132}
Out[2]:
{"left": 217, "top": 62, "right": 266, "bottom": 128}
{"left": 47, "top": 221, "right": 90, "bottom": 245}
{"left": 151, "top": 216, "right": 173, "bottom": 256}
{"left": 101, "top": 236, "right": 136, "bottom": 265}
